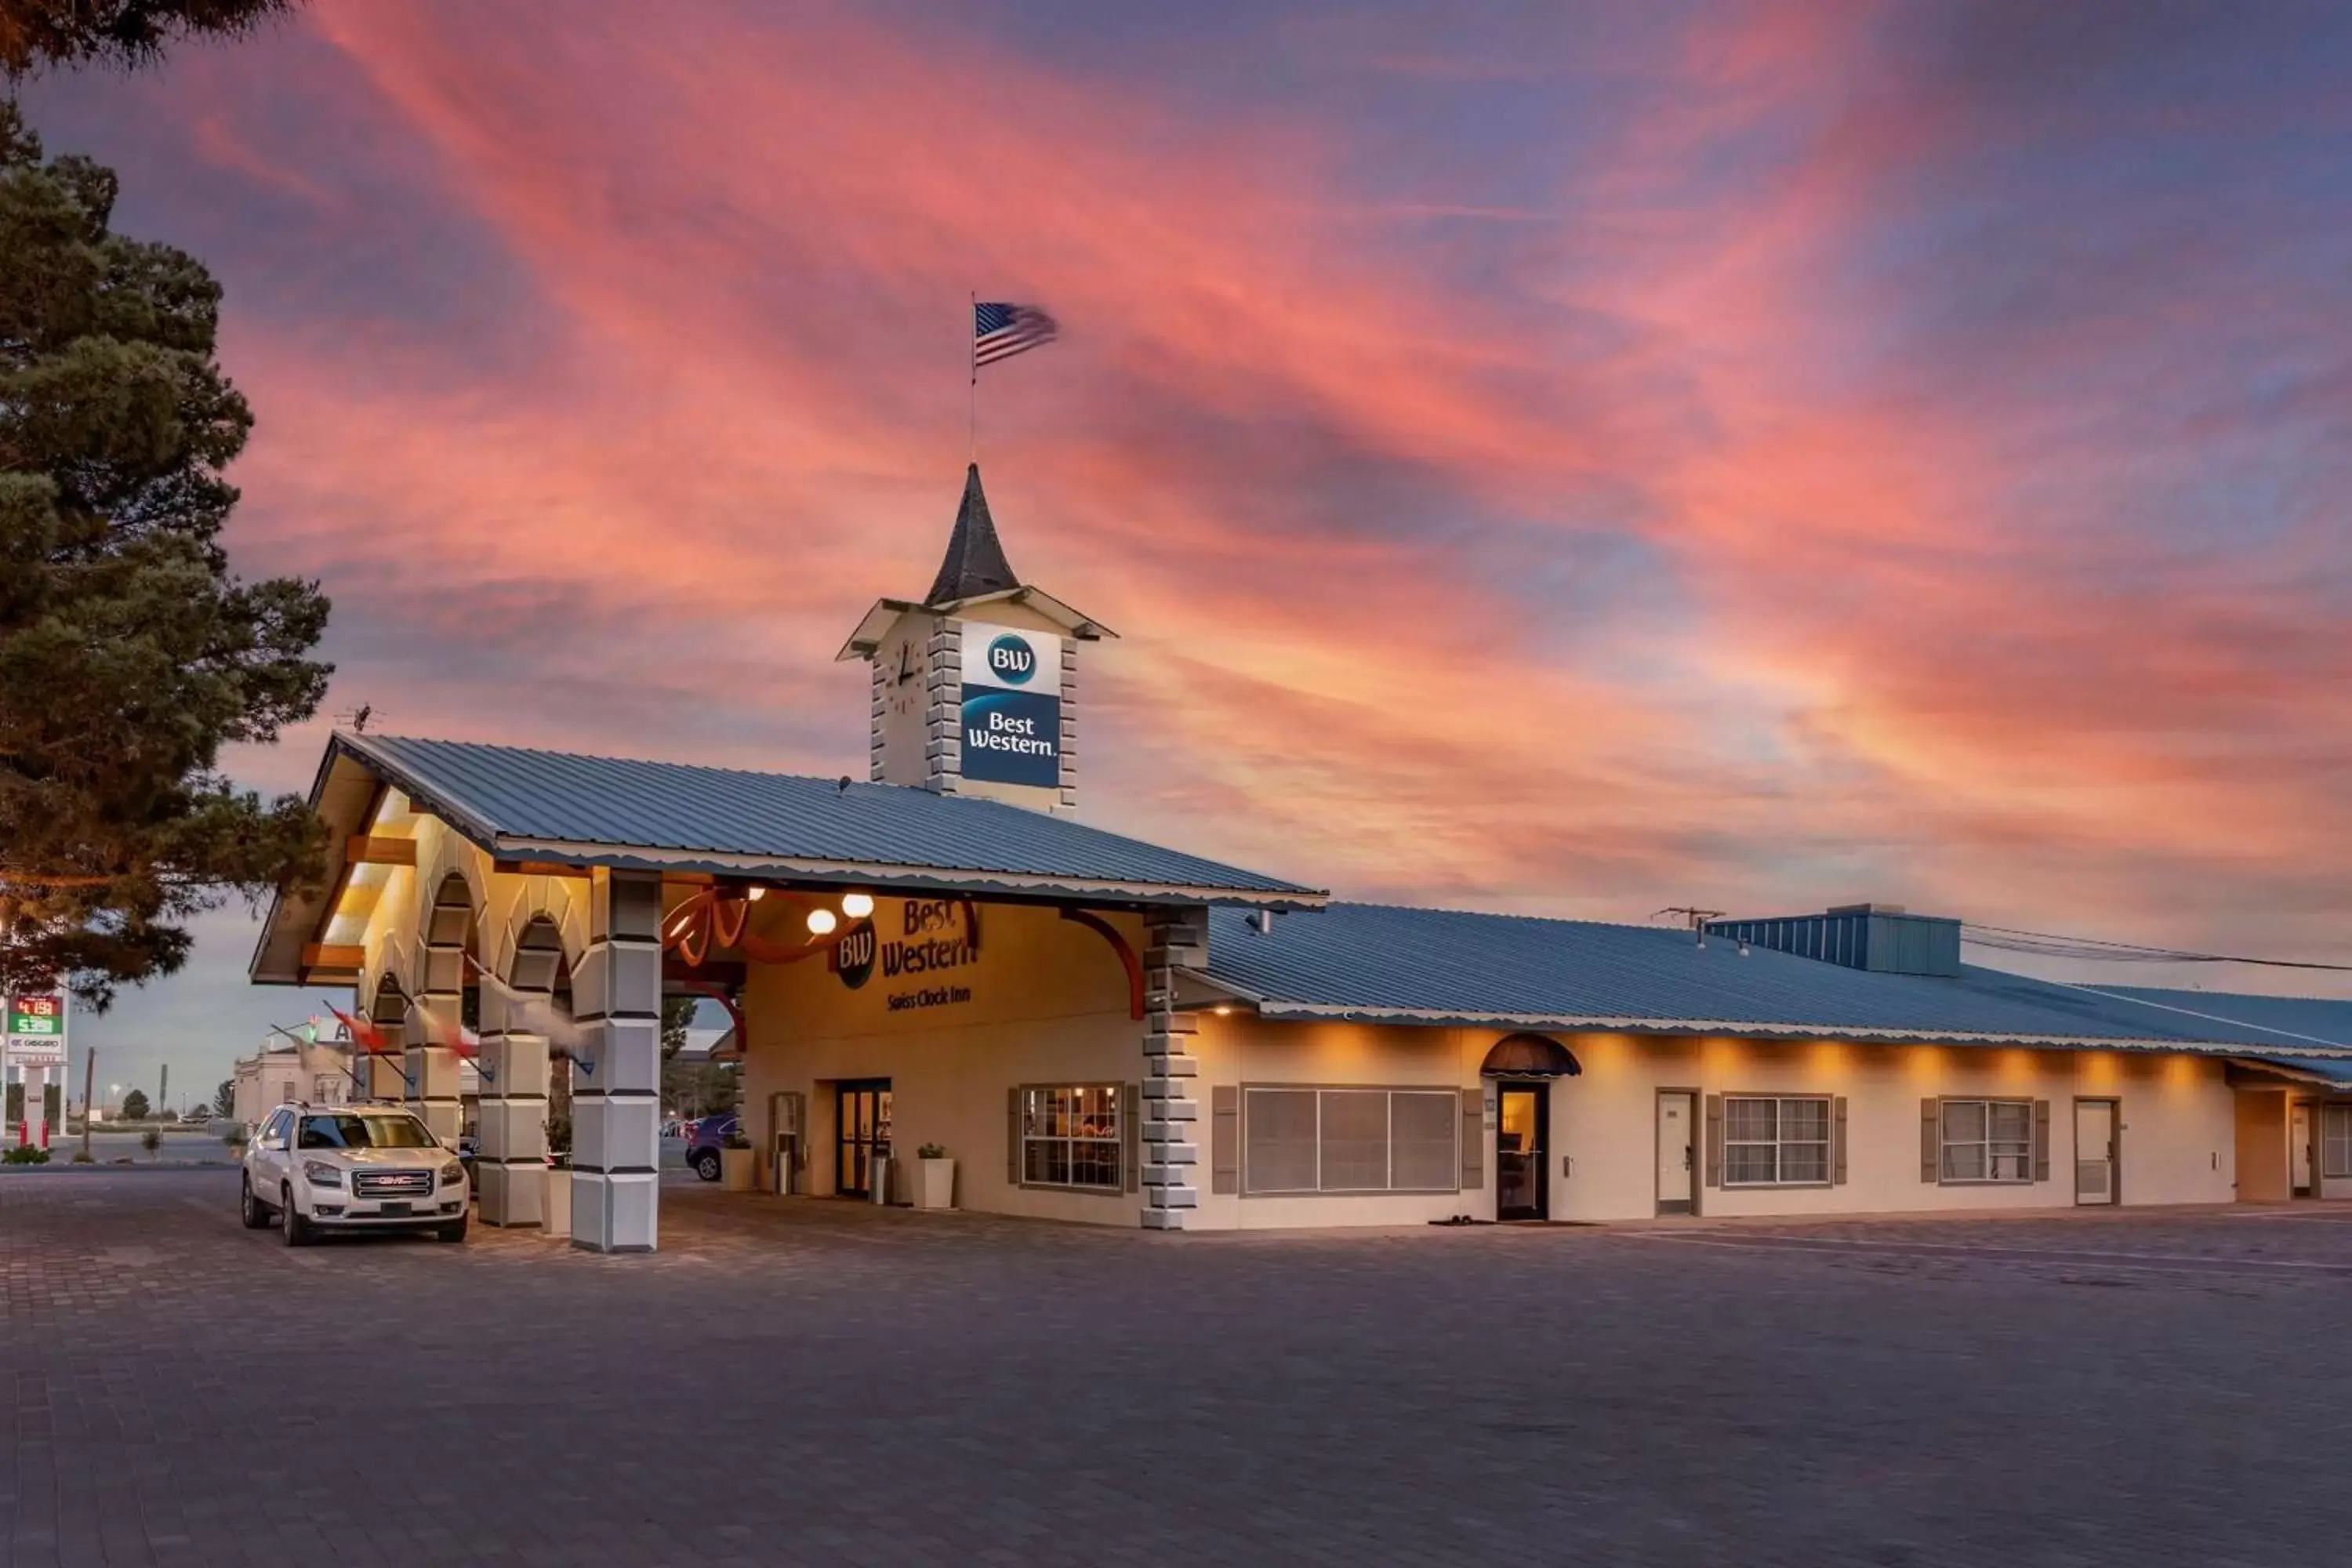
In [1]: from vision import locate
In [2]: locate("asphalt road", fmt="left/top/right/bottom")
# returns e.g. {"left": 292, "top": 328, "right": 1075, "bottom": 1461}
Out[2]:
{"left": 6, "top": 1171, "right": 2351, "bottom": 1566}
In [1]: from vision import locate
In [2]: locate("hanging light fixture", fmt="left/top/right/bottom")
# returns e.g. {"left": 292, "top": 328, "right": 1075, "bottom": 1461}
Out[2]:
{"left": 840, "top": 891, "right": 875, "bottom": 919}
{"left": 805, "top": 908, "right": 837, "bottom": 935}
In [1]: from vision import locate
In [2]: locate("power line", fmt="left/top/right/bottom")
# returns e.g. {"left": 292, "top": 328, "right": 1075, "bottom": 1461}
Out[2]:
{"left": 1961, "top": 922, "right": 2352, "bottom": 973}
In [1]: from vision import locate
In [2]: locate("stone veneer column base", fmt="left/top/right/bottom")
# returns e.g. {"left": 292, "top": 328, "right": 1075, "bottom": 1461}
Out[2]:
{"left": 1138, "top": 909, "right": 1208, "bottom": 1229}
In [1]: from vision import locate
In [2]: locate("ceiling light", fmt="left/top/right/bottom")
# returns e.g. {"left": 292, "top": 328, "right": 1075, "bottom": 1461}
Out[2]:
{"left": 805, "top": 908, "right": 837, "bottom": 935}
{"left": 841, "top": 892, "right": 874, "bottom": 919}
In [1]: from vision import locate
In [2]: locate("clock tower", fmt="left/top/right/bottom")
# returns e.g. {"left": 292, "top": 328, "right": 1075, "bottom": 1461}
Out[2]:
{"left": 837, "top": 465, "right": 1111, "bottom": 814}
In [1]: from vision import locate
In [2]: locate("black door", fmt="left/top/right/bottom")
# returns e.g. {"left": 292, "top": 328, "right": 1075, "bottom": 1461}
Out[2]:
{"left": 1496, "top": 1083, "right": 1548, "bottom": 1220}
{"left": 835, "top": 1080, "right": 892, "bottom": 1197}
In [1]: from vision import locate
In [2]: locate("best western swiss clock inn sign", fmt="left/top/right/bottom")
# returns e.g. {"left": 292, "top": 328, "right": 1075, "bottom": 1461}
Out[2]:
{"left": 248, "top": 464, "right": 2352, "bottom": 1252}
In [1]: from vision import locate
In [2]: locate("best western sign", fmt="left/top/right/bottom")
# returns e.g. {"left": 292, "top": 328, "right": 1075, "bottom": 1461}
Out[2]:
{"left": 958, "top": 622, "right": 1060, "bottom": 789}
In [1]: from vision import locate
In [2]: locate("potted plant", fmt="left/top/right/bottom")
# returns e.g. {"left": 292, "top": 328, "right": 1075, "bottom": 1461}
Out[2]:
{"left": 544, "top": 1113, "right": 573, "bottom": 1236}
{"left": 914, "top": 1142, "right": 955, "bottom": 1210}
{"left": 720, "top": 1120, "right": 755, "bottom": 1191}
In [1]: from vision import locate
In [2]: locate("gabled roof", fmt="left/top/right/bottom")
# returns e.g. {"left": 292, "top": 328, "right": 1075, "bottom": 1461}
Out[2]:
{"left": 925, "top": 463, "right": 1019, "bottom": 605}
{"left": 252, "top": 733, "right": 1324, "bottom": 981}
{"left": 1198, "top": 902, "right": 2352, "bottom": 1058}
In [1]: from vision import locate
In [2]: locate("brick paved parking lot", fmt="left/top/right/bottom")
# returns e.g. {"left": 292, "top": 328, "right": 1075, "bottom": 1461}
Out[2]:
{"left": 6, "top": 1175, "right": 2352, "bottom": 1566}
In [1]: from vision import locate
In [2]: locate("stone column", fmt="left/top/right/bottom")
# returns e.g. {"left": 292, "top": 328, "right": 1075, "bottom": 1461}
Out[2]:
{"left": 474, "top": 972, "right": 550, "bottom": 1228}
{"left": 406, "top": 892, "right": 470, "bottom": 1145}
{"left": 924, "top": 617, "right": 963, "bottom": 793}
{"left": 569, "top": 868, "right": 663, "bottom": 1251}
{"left": 1138, "top": 908, "right": 1207, "bottom": 1229}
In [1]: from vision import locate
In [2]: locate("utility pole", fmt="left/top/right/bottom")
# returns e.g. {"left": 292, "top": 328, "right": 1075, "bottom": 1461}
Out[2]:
{"left": 80, "top": 1045, "right": 94, "bottom": 1163}
{"left": 158, "top": 1062, "right": 169, "bottom": 1122}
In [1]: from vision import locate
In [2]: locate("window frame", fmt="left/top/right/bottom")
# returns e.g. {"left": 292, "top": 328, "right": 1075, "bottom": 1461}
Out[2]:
{"left": 2322, "top": 1103, "right": 2352, "bottom": 1181}
{"left": 1719, "top": 1094, "right": 1834, "bottom": 1189}
{"left": 1239, "top": 1083, "right": 1464, "bottom": 1198}
{"left": 1015, "top": 1083, "right": 1125, "bottom": 1196}
{"left": 1939, "top": 1097, "right": 2035, "bottom": 1185}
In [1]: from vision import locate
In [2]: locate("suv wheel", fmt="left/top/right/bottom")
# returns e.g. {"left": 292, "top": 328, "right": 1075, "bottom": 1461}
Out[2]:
{"left": 240, "top": 1174, "right": 270, "bottom": 1229}
{"left": 692, "top": 1149, "right": 722, "bottom": 1181}
{"left": 437, "top": 1212, "right": 469, "bottom": 1243}
{"left": 280, "top": 1184, "right": 314, "bottom": 1247}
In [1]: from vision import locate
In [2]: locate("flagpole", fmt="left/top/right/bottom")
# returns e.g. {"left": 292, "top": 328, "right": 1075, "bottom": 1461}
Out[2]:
{"left": 967, "top": 290, "right": 978, "bottom": 462}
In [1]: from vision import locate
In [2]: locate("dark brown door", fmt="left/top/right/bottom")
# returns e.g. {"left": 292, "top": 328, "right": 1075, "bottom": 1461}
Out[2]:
{"left": 1496, "top": 1084, "right": 1548, "bottom": 1220}
{"left": 835, "top": 1080, "right": 892, "bottom": 1197}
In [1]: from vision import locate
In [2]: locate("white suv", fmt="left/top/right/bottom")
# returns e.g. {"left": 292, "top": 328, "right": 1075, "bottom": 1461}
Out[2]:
{"left": 241, "top": 1104, "right": 470, "bottom": 1245}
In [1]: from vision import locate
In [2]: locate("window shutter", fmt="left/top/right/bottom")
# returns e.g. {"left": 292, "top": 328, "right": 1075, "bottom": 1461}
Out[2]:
{"left": 1922, "top": 1098, "right": 1940, "bottom": 1182}
{"left": 1704, "top": 1094, "right": 1723, "bottom": 1189}
{"left": 2032, "top": 1099, "right": 2052, "bottom": 1182}
{"left": 1122, "top": 1082, "right": 1142, "bottom": 1194}
{"left": 1007, "top": 1087, "right": 1022, "bottom": 1186}
{"left": 1458, "top": 1088, "right": 1483, "bottom": 1191}
{"left": 1211, "top": 1086, "right": 1240, "bottom": 1195}
{"left": 1832, "top": 1096, "right": 1849, "bottom": 1185}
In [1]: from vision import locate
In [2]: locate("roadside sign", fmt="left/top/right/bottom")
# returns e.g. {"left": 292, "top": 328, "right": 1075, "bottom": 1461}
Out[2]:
{"left": 4, "top": 993, "right": 68, "bottom": 1067}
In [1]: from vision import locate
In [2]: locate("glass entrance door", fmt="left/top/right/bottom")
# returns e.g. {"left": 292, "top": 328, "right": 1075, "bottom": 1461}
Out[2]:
{"left": 836, "top": 1080, "right": 892, "bottom": 1198}
{"left": 1496, "top": 1084, "right": 1547, "bottom": 1220}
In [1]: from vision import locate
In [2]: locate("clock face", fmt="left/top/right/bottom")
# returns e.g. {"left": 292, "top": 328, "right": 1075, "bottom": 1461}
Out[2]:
{"left": 888, "top": 639, "right": 925, "bottom": 717}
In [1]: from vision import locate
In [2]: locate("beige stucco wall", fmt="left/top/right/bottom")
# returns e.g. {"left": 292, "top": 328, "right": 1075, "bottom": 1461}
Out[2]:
{"left": 728, "top": 899, "right": 2247, "bottom": 1230}
{"left": 736, "top": 895, "right": 1147, "bottom": 1225}
{"left": 1552, "top": 1034, "right": 2235, "bottom": 1220}
{"left": 1187, "top": 1014, "right": 1486, "bottom": 1231}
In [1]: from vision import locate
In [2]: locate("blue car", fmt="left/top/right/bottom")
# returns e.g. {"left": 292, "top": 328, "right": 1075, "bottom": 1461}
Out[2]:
{"left": 686, "top": 1113, "right": 739, "bottom": 1181}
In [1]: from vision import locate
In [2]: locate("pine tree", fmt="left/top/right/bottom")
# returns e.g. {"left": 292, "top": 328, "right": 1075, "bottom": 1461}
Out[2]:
{"left": 0, "top": 103, "right": 330, "bottom": 1006}
{"left": 0, "top": 1, "right": 293, "bottom": 78}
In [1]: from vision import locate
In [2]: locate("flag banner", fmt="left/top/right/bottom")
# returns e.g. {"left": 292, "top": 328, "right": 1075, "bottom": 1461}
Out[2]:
{"left": 975, "top": 301, "right": 1058, "bottom": 368}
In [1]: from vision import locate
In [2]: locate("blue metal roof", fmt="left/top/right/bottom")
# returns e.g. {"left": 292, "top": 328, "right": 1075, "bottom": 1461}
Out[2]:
{"left": 1202, "top": 903, "right": 2352, "bottom": 1057}
{"left": 340, "top": 735, "right": 1319, "bottom": 903}
{"left": 2085, "top": 986, "right": 2352, "bottom": 1051}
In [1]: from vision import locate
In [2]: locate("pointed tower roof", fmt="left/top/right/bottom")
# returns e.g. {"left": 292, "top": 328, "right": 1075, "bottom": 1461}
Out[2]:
{"left": 835, "top": 465, "right": 1115, "bottom": 662}
{"left": 924, "top": 463, "right": 1020, "bottom": 607}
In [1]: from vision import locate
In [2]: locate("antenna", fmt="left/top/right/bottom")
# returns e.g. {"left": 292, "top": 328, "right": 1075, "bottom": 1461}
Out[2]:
{"left": 333, "top": 703, "right": 374, "bottom": 733}
{"left": 1655, "top": 907, "right": 1727, "bottom": 949}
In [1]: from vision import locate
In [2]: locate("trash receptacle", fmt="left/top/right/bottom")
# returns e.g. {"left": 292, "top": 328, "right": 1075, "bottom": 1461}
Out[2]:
{"left": 869, "top": 1153, "right": 891, "bottom": 1206}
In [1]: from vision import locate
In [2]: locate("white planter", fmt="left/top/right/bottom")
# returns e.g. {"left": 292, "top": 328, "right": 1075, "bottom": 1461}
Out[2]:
{"left": 916, "top": 1157, "right": 956, "bottom": 1210}
{"left": 544, "top": 1167, "right": 572, "bottom": 1236}
{"left": 720, "top": 1146, "right": 756, "bottom": 1191}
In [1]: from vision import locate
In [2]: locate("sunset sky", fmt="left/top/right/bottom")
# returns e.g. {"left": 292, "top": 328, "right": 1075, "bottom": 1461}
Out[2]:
{"left": 22, "top": 0, "right": 2352, "bottom": 1097}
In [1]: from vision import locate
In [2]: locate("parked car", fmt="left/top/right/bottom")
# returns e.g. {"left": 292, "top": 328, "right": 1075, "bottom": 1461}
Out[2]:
{"left": 240, "top": 1104, "right": 470, "bottom": 1245}
{"left": 686, "top": 1113, "right": 740, "bottom": 1181}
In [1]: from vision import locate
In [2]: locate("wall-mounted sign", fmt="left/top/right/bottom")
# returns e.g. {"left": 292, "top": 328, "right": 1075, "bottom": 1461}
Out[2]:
{"left": 833, "top": 902, "right": 979, "bottom": 1012}
{"left": 4, "top": 993, "right": 67, "bottom": 1068}
{"left": 831, "top": 920, "right": 878, "bottom": 990}
{"left": 959, "top": 621, "right": 1062, "bottom": 788}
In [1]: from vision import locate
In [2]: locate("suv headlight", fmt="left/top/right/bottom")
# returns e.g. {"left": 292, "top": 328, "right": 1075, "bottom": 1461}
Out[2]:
{"left": 302, "top": 1160, "right": 343, "bottom": 1188}
{"left": 439, "top": 1160, "right": 466, "bottom": 1186}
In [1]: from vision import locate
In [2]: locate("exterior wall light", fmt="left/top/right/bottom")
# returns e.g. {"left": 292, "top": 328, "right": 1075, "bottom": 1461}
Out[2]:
{"left": 841, "top": 892, "right": 875, "bottom": 919}
{"left": 746, "top": 887, "right": 767, "bottom": 902}
{"left": 806, "top": 908, "right": 838, "bottom": 936}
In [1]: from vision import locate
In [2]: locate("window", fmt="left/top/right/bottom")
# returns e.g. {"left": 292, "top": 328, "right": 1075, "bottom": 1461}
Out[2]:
{"left": 1722, "top": 1096, "right": 1831, "bottom": 1186}
{"left": 298, "top": 1112, "right": 437, "bottom": 1150}
{"left": 2325, "top": 1105, "right": 2352, "bottom": 1180}
{"left": 1242, "top": 1087, "right": 1461, "bottom": 1195}
{"left": 1020, "top": 1086, "right": 1122, "bottom": 1192}
{"left": 1942, "top": 1099, "right": 2033, "bottom": 1182}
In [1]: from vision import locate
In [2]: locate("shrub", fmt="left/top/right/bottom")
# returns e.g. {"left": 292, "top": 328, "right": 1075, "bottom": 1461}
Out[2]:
{"left": 917, "top": 1142, "right": 947, "bottom": 1160}
{"left": 140, "top": 1128, "right": 162, "bottom": 1155}
{"left": 2, "top": 1145, "right": 51, "bottom": 1165}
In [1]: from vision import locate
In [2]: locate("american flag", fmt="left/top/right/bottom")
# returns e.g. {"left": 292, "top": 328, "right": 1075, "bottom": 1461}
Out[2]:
{"left": 974, "top": 302, "right": 1058, "bottom": 369}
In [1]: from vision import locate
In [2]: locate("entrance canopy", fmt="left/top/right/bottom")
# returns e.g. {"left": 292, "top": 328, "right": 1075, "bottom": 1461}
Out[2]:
{"left": 252, "top": 732, "right": 1325, "bottom": 986}
{"left": 1481, "top": 1033, "right": 1581, "bottom": 1078}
